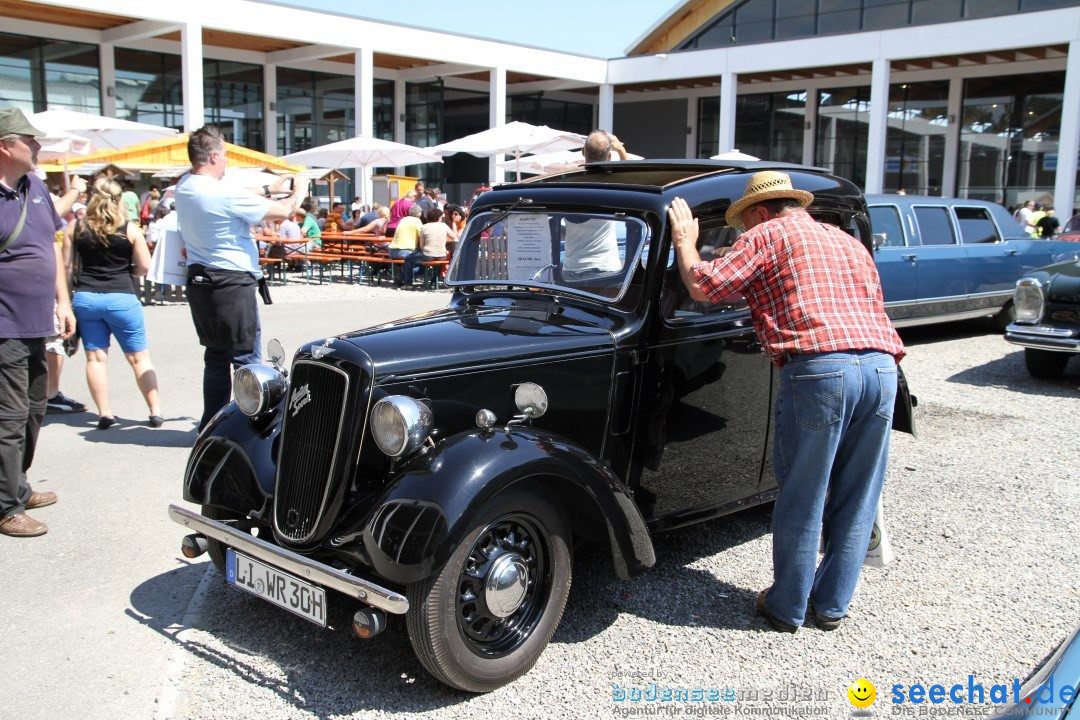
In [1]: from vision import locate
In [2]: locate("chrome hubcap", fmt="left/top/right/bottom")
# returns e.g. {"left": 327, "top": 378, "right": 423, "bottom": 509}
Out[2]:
{"left": 484, "top": 553, "right": 529, "bottom": 618}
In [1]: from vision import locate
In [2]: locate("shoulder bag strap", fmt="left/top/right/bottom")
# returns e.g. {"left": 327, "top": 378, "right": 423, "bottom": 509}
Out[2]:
{"left": 0, "top": 184, "right": 31, "bottom": 254}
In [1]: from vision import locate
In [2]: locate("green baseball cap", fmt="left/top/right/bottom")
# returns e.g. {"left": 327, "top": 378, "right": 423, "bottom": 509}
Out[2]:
{"left": 0, "top": 107, "right": 46, "bottom": 138}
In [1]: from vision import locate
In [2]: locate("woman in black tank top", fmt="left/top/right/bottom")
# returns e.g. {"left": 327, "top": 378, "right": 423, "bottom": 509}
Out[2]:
{"left": 63, "top": 178, "right": 163, "bottom": 429}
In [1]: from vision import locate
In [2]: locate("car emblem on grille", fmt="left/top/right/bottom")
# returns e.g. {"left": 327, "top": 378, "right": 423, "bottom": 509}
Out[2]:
{"left": 289, "top": 383, "right": 312, "bottom": 417}
{"left": 311, "top": 338, "right": 335, "bottom": 359}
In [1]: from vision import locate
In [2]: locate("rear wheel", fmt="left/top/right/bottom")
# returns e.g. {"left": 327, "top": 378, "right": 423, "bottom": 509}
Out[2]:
{"left": 406, "top": 486, "right": 572, "bottom": 692}
{"left": 1024, "top": 348, "right": 1069, "bottom": 379}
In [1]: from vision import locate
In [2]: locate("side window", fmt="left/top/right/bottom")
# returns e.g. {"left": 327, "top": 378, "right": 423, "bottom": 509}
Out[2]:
{"left": 913, "top": 206, "right": 957, "bottom": 245}
{"left": 661, "top": 217, "right": 747, "bottom": 322}
{"left": 869, "top": 206, "right": 906, "bottom": 247}
{"left": 954, "top": 207, "right": 1000, "bottom": 244}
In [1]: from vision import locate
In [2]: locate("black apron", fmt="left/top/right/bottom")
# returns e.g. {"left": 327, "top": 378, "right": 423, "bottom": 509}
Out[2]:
{"left": 186, "top": 264, "right": 258, "bottom": 352}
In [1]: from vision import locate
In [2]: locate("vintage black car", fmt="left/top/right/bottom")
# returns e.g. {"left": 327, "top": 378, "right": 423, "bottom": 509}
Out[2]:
{"left": 1005, "top": 258, "right": 1080, "bottom": 378}
{"left": 169, "top": 160, "right": 916, "bottom": 692}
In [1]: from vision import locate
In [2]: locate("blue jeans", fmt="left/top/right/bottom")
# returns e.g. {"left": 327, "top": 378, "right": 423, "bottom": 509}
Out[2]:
{"left": 200, "top": 315, "right": 261, "bottom": 431}
{"left": 390, "top": 248, "right": 421, "bottom": 285}
{"left": 765, "top": 350, "right": 897, "bottom": 626}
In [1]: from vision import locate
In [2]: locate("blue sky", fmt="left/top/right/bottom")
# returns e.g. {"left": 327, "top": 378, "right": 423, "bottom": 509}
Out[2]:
{"left": 274, "top": 1, "right": 680, "bottom": 58}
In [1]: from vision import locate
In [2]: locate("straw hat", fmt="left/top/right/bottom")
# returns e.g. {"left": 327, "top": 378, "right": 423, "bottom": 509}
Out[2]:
{"left": 725, "top": 170, "right": 813, "bottom": 230}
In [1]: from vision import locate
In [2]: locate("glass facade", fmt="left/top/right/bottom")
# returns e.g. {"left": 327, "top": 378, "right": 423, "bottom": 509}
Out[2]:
{"left": 959, "top": 71, "right": 1065, "bottom": 206}
{"left": 204, "top": 60, "right": 263, "bottom": 150}
{"left": 0, "top": 32, "right": 99, "bottom": 113}
{"left": 698, "top": 92, "right": 806, "bottom": 161}
{"left": 277, "top": 69, "right": 393, "bottom": 155}
{"left": 816, "top": 85, "right": 871, "bottom": 187}
{"left": 114, "top": 48, "right": 183, "bottom": 130}
{"left": 734, "top": 91, "right": 806, "bottom": 163}
{"left": 509, "top": 94, "right": 592, "bottom": 136}
{"left": 697, "top": 97, "right": 720, "bottom": 158}
{"left": 678, "top": 0, "right": 1080, "bottom": 50}
{"left": 884, "top": 81, "right": 948, "bottom": 194}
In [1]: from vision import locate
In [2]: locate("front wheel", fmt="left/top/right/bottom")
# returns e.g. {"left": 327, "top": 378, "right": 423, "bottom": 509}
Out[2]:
{"left": 406, "top": 485, "right": 572, "bottom": 692}
{"left": 201, "top": 504, "right": 258, "bottom": 575}
{"left": 1024, "top": 348, "right": 1069, "bottom": 379}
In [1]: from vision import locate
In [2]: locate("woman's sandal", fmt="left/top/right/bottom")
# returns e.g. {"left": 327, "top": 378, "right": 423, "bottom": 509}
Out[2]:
{"left": 97, "top": 416, "right": 116, "bottom": 430}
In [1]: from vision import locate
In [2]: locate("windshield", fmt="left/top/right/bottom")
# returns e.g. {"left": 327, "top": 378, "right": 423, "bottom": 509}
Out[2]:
{"left": 447, "top": 211, "right": 650, "bottom": 301}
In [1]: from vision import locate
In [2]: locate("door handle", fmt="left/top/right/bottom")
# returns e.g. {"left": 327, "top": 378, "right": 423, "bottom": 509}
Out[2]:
{"left": 1004, "top": 249, "right": 1018, "bottom": 256}
{"left": 901, "top": 254, "right": 917, "bottom": 262}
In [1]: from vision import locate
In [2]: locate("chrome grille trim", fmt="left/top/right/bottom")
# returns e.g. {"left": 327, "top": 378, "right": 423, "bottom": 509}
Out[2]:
{"left": 273, "top": 360, "right": 350, "bottom": 544}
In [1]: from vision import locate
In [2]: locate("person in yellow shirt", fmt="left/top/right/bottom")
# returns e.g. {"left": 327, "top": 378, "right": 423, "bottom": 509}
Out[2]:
{"left": 389, "top": 204, "right": 424, "bottom": 287}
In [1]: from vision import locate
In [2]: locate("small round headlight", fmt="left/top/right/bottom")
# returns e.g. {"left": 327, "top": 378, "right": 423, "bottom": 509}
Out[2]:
{"left": 370, "top": 396, "right": 433, "bottom": 457}
{"left": 233, "top": 364, "right": 288, "bottom": 417}
{"left": 1013, "top": 277, "right": 1045, "bottom": 324}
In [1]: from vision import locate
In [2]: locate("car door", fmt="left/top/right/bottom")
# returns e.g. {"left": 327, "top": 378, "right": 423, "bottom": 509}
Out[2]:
{"left": 869, "top": 203, "right": 918, "bottom": 322}
{"left": 631, "top": 222, "right": 772, "bottom": 527}
{"left": 953, "top": 205, "right": 1018, "bottom": 313}
{"left": 910, "top": 204, "right": 968, "bottom": 319}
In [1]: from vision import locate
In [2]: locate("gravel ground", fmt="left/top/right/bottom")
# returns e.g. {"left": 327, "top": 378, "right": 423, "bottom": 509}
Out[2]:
{"left": 168, "top": 318, "right": 1079, "bottom": 720}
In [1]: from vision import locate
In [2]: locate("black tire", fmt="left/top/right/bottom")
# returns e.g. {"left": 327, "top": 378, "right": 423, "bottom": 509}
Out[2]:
{"left": 406, "top": 485, "right": 572, "bottom": 692}
{"left": 992, "top": 302, "right": 1015, "bottom": 333}
{"left": 201, "top": 504, "right": 257, "bottom": 575}
{"left": 1024, "top": 348, "right": 1069, "bottom": 379}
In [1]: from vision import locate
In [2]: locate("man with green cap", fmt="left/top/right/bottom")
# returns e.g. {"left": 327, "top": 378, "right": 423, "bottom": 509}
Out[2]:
{"left": 0, "top": 107, "right": 77, "bottom": 537}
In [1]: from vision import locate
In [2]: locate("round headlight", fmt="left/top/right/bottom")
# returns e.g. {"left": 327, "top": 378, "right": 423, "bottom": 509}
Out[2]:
{"left": 370, "top": 396, "right": 433, "bottom": 457}
{"left": 1013, "top": 277, "right": 1045, "bottom": 324}
{"left": 233, "top": 364, "right": 288, "bottom": 416}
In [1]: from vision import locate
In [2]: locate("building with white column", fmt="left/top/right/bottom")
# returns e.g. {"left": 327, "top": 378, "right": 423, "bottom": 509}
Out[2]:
{"left": 1, "top": 0, "right": 1078, "bottom": 212}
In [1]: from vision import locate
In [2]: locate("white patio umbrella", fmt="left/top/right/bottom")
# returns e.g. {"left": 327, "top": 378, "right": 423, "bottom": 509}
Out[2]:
{"left": 30, "top": 107, "right": 178, "bottom": 150}
{"left": 712, "top": 149, "right": 760, "bottom": 161}
{"left": 281, "top": 135, "right": 442, "bottom": 206}
{"left": 496, "top": 148, "right": 644, "bottom": 175}
{"left": 35, "top": 128, "right": 93, "bottom": 187}
{"left": 36, "top": 129, "right": 93, "bottom": 162}
{"left": 431, "top": 121, "right": 586, "bottom": 181}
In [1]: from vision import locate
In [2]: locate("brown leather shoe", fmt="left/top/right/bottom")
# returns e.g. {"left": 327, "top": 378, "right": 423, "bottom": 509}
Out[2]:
{"left": 26, "top": 491, "right": 57, "bottom": 510}
{"left": 0, "top": 512, "right": 48, "bottom": 537}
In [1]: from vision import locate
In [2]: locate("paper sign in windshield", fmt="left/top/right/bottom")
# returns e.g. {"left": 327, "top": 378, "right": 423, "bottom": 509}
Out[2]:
{"left": 507, "top": 214, "right": 554, "bottom": 282}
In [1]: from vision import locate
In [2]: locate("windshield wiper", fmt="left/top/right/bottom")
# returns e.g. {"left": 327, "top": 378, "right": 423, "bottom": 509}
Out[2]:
{"left": 473, "top": 197, "right": 533, "bottom": 238}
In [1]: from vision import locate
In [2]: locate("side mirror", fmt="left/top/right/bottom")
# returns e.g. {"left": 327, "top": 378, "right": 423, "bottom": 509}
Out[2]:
{"left": 513, "top": 382, "right": 548, "bottom": 420}
{"left": 872, "top": 233, "right": 887, "bottom": 250}
{"left": 267, "top": 338, "right": 286, "bottom": 373}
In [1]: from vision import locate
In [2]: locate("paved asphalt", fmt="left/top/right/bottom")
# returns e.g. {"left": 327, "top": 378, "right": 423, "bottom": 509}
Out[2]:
{"left": 0, "top": 286, "right": 447, "bottom": 720}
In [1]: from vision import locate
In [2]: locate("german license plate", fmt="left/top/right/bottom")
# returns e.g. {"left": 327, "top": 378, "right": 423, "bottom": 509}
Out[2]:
{"left": 225, "top": 549, "right": 327, "bottom": 627}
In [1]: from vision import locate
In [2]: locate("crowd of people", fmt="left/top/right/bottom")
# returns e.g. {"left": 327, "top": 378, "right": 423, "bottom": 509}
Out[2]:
{"left": 1011, "top": 199, "right": 1068, "bottom": 238}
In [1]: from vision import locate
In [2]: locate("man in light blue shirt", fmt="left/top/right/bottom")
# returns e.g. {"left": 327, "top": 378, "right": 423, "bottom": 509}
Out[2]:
{"left": 175, "top": 125, "right": 306, "bottom": 430}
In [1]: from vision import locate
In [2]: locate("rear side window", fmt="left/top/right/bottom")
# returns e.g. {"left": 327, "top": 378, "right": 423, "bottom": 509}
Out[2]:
{"left": 869, "top": 206, "right": 905, "bottom": 247}
{"left": 913, "top": 206, "right": 956, "bottom": 245}
{"left": 954, "top": 207, "right": 1000, "bottom": 244}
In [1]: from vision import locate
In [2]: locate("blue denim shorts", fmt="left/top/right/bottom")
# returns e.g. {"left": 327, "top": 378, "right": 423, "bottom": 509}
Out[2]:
{"left": 71, "top": 292, "right": 148, "bottom": 353}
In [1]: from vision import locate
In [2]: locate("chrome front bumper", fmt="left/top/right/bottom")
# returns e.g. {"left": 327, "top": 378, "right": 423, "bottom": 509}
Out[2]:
{"left": 1005, "top": 324, "right": 1080, "bottom": 353}
{"left": 168, "top": 504, "right": 409, "bottom": 615}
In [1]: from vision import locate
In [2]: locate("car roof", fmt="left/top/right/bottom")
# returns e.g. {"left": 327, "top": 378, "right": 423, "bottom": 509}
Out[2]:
{"left": 506, "top": 159, "right": 832, "bottom": 191}
{"left": 865, "top": 193, "right": 1004, "bottom": 210}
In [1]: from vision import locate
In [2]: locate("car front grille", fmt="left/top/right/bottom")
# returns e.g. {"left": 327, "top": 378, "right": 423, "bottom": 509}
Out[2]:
{"left": 273, "top": 360, "right": 350, "bottom": 543}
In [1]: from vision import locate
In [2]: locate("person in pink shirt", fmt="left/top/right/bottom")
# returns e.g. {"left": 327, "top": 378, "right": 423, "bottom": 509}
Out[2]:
{"left": 386, "top": 189, "right": 417, "bottom": 233}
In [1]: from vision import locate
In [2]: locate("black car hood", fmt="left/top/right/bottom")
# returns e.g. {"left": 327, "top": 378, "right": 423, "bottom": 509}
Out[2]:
{"left": 1038, "top": 259, "right": 1080, "bottom": 303}
{"left": 336, "top": 300, "right": 615, "bottom": 381}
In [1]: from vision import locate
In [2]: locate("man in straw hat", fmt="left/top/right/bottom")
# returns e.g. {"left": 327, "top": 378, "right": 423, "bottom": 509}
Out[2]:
{"left": 0, "top": 107, "right": 81, "bottom": 537}
{"left": 668, "top": 170, "right": 905, "bottom": 633}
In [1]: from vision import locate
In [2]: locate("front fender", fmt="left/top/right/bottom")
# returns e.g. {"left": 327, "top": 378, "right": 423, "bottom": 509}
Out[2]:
{"left": 182, "top": 399, "right": 283, "bottom": 513}
{"left": 341, "top": 427, "right": 655, "bottom": 585}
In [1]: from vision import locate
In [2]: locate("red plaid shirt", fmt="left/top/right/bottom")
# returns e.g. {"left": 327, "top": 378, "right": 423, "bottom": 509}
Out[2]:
{"left": 690, "top": 209, "right": 905, "bottom": 367}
